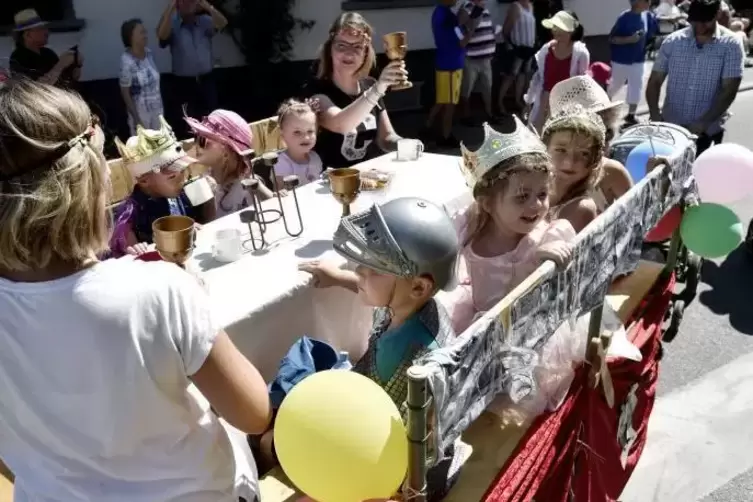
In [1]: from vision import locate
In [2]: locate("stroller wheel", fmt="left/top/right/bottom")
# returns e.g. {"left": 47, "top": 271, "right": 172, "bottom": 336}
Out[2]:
{"left": 664, "top": 300, "right": 685, "bottom": 343}
{"left": 683, "top": 254, "right": 702, "bottom": 303}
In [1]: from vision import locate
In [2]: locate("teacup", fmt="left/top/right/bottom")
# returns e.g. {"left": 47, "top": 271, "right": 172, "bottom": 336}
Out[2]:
{"left": 396, "top": 139, "right": 424, "bottom": 161}
{"left": 212, "top": 228, "right": 243, "bottom": 263}
{"left": 184, "top": 176, "right": 215, "bottom": 207}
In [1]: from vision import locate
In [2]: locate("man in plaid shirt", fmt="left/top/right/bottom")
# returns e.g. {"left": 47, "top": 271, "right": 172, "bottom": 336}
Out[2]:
{"left": 646, "top": 0, "right": 744, "bottom": 154}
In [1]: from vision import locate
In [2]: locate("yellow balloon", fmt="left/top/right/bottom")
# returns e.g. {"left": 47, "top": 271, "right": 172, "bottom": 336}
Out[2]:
{"left": 274, "top": 370, "right": 408, "bottom": 502}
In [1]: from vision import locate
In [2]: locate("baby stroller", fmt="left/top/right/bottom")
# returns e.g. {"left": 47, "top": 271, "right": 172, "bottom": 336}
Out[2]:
{"left": 608, "top": 122, "right": 701, "bottom": 341}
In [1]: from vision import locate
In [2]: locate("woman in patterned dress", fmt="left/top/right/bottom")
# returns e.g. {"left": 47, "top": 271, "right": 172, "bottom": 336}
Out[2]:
{"left": 119, "top": 18, "right": 164, "bottom": 135}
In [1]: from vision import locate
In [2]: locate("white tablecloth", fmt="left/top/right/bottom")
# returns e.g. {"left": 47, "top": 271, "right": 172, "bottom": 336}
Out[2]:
{"left": 186, "top": 153, "right": 471, "bottom": 380}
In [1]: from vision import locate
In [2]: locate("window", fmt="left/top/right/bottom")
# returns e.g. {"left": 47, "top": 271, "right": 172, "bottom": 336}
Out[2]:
{"left": 341, "top": 0, "right": 436, "bottom": 11}
{"left": 0, "top": 0, "right": 85, "bottom": 34}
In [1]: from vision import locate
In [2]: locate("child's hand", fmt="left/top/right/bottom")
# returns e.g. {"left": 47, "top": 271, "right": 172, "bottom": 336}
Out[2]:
{"left": 278, "top": 189, "right": 289, "bottom": 197}
{"left": 536, "top": 242, "right": 574, "bottom": 269}
{"left": 126, "top": 242, "right": 151, "bottom": 257}
{"left": 645, "top": 156, "right": 669, "bottom": 174}
{"left": 299, "top": 260, "right": 347, "bottom": 289}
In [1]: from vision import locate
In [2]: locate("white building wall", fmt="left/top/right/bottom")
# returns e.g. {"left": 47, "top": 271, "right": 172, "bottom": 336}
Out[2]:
{"left": 0, "top": 0, "right": 613, "bottom": 82}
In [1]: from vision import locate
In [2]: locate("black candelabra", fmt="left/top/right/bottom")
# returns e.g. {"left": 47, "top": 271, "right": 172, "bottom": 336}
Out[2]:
{"left": 239, "top": 152, "right": 304, "bottom": 250}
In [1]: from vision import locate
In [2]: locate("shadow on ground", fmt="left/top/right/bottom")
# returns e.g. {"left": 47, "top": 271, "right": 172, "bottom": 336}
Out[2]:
{"left": 698, "top": 246, "right": 753, "bottom": 336}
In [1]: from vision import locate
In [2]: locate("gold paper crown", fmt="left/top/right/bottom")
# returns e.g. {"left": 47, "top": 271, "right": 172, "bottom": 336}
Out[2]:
{"left": 541, "top": 103, "right": 606, "bottom": 145}
{"left": 459, "top": 116, "right": 548, "bottom": 189}
{"left": 114, "top": 116, "right": 178, "bottom": 165}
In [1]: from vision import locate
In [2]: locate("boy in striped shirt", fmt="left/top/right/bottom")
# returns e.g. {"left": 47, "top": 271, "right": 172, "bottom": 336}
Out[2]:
{"left": 457, "top": 0, "right": 500, "bottom": 123}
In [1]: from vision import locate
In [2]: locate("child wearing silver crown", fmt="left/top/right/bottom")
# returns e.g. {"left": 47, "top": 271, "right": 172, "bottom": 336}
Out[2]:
{"left": 445, "top": 116, "right": 576, "bottom": 334}
{"left": 542, "top": 103, "right": 607, "bottom": 232}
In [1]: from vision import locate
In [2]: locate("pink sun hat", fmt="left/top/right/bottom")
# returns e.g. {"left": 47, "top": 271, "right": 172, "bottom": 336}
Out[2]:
{"left": 184, "top": 109, "right": 254, "bottom": 156}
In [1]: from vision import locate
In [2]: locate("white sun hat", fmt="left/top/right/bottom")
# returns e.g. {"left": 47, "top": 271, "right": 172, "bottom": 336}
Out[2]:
{"left": 549, "top": 76, "right": 624, "bottom": 117}
{"left": 542, "top": 10, "right": 579, "bottom": 32}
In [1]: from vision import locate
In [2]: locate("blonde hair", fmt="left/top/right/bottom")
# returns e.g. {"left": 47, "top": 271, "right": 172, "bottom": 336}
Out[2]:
{"left": 277, "top": 98, "right": 316, "bottom": 129}
{"left": 0, "top": 80, "right": 109, "bottom": 272}
{"left": 463, "top": 152, "right": 553, "bottom": 247}
{"left": 316, "top": 12, "right": 376, "bottom": 80}
{"left": 541, "top": 114, "right": 605, "bottom": 204}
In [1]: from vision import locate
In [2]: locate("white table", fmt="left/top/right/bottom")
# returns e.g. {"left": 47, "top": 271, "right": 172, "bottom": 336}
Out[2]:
{"left": 186, "top": 153, "right": 471, "bottom": 380}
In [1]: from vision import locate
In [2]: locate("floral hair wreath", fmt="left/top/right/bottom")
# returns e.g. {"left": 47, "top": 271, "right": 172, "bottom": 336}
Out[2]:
{"left": 330, "top": 25, "right": 372, "bottom": 45}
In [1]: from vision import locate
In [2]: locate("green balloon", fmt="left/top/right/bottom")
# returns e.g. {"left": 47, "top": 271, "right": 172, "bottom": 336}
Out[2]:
{"left": 679, "top": 203, "right": 743, "bottom": 259}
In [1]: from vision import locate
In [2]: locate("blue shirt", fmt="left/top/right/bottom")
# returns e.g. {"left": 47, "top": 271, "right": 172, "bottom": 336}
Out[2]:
{"left": 610, "top": 10, "right": 654, "bottom": 65}
{"left": 162, "top": 13, "right": 215, "bottom": 77}
{"left": 432, "top": 5, "right": 465, "bottom": 71}
{"left": 374, "top": 312, "right": 440, "bottom": 382}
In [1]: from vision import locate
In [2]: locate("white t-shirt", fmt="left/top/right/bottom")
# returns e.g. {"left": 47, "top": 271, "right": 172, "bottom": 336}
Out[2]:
{"left": 275, "top": 150, "right": 323, "bottom": 186}
{"left": 0, "top": 258, "right": 258, "bottom": 502}
{"left": 212, "top": 177, "right": 254, "bottom": 219}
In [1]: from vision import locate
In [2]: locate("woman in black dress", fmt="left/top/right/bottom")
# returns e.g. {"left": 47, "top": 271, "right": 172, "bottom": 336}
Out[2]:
{"left": 304, "top": 12, "right": 411, "bottom": 169}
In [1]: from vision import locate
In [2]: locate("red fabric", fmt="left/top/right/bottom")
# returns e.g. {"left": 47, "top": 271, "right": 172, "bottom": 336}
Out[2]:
{"left": 483, "top": 273, "right": 675, "bottom": 502}
{"left": 543, "top": 49, "right": 572, "bottom": 92}
{"left": 588, "top": 62, "right": 612, "bottom": 87}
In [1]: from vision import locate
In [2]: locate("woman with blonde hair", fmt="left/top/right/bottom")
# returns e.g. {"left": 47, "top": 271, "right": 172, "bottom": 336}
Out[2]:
{"left": 0, "top": 79, "right": 271, "bottom": 501}
{"left": 304, "top": 12, "right": 414, "bottom": 168}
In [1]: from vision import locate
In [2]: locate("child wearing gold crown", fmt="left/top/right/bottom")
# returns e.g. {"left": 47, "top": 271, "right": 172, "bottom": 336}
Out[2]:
{"left": 541, "top": 103, "right": 607, "bottom": 232}
{"left": 446, "top": 116, "right": 576, "bottom": 334}
{"left": 109, "top": 117, "right": 207, "bottom": 256}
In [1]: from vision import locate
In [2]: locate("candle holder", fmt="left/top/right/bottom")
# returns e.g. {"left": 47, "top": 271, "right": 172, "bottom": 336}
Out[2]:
{"left": 239, "top": 152, "right": 304, "bottom": 250}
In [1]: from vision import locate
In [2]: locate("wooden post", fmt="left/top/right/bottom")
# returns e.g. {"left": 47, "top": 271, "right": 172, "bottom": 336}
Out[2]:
{"left": 404, "top": 366, "right": 430, "bottom": 502}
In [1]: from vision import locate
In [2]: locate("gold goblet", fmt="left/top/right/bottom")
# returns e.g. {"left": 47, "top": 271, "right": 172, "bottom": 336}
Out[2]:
{"left": 383, "top": 31, "right": 412, "bottom": 91}
{"left": 152, "top": 215, "right": 196, "bottom": 267}
{"left": 328, "top": 168, "right": 361, "bottom": 217}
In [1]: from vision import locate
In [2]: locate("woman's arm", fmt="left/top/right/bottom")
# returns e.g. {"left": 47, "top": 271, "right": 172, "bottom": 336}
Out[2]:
{"left": 376, "top": 109, "right": 402, "bottom": 152}
{"left": 503, "top": 3, "right": 520, "bottom": 37}
{"left": 192, "top": 331, "right": 272, "bottom": 435}
{"left": 314, "top": 61, "right": 406, "bottom": 135}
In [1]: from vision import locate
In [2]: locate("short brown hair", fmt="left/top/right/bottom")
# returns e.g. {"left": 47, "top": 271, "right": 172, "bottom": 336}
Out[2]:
{"left": 316, "top": 12, "right": 376, "bottom": 80}
{"left": 0, "top": 79, "right": 109, "bottom": 271}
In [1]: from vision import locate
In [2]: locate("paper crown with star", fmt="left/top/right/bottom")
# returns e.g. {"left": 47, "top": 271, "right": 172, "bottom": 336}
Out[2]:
{"left": 114, "top": 116, "right": 196, "bottom": 178}
{"left": 541, "top": 103, "right": 606, "bottom": 145}
{"left": 459, "top": 115, "right": 549, "bottom": 189}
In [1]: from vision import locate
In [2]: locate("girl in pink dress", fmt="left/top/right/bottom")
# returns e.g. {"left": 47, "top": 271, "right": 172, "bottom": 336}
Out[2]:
{"left": 447, "top": 116, "right": 577, "bottom": 334}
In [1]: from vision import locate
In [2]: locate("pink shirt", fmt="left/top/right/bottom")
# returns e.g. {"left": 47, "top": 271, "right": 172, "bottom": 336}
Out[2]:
{"left": 445, "top": 211, "right": 576, "bottom": 334}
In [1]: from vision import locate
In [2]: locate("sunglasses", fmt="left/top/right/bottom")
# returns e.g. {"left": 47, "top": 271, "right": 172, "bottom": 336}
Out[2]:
{"left": 332, "top": 39, "right": 367, "bottom": 54}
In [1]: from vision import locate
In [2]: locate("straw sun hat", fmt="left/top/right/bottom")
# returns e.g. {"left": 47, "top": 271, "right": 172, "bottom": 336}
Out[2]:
{"left": 548, "top": 76, "right": 624, "bottom": 117}
{"left": 13, "top": 9, "right": 48, "bottom": 32}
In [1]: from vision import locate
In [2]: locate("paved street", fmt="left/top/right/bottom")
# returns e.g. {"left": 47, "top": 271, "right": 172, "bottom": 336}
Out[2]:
{"left": 620, "top": 89, "right": 753, "bottom": 501}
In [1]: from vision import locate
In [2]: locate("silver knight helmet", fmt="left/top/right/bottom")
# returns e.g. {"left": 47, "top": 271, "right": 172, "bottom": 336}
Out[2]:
{"left": 333, "top": 197, "right": 459, "bottom": 291}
